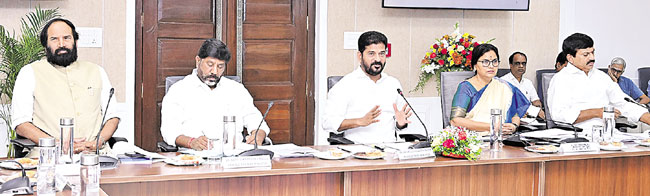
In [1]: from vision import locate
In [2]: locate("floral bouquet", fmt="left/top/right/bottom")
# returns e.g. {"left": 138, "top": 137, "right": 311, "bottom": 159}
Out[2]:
{"left": 431, "top": 126, "right": 482, "bottom": 161}
{"left": 412, "top": 23, "right": 494, "bottom": 92}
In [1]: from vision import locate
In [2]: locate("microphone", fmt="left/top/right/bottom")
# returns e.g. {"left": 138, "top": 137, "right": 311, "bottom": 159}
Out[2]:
{"left": 546, "top": 119, "right": 588, "bottom": 143}
{"left": 625, "top": 97, "right": 649, "bottom": 109}
{"left": 238, "top": 101, "right": 275, "bottom": 158}
{"left": 0, "top": 161, "right": 33, "bottom": 194}
{"left": 96, "top": 88, "right": 118, "bottom": 169}
{"left": 396, "top": 89, "right": 430, "bottom": 149}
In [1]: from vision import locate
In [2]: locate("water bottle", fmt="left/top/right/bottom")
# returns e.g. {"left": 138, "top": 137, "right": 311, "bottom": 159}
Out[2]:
{"left": 37, "top": 138, "right": 57, "bottom": 195}
{"left": 490, "top": 109, "right": 503, "bottom": 152}
{"left": 223, "top": 116, "right": 236, "bottom": 156}
{"left": 60, "top": 117, "right": 74, "bottom": 164}
{"left": 603, "top": 106, "right": 615, "bottom": 142}
{"left": 80, "top": 154, "right": 100, "bottom": 196}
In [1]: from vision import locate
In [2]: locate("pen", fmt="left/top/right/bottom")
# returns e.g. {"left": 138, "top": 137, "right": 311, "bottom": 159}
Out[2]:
{"left": 336, "top": 146, "right": 352, "bottom": 153}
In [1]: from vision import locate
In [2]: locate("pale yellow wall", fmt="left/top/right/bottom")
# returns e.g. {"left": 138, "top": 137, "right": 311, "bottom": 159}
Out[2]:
{"left": 0, "top": 0, "right": 127, "bottom": 102}
{"left": 327, "top": 0, "right": 561, "bottom": 97}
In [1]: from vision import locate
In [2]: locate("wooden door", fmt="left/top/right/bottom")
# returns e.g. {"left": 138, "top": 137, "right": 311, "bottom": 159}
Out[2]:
{"left": 136, "top": 0, "right": 314, "bottom": 151}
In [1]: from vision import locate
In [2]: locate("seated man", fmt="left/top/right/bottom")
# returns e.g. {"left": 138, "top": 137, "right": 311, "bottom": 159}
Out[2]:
{"left": 322, "top": 31, "right": 412, "bottom": 144}
{"left": 548, "top": 33, "right": 650, "bottom": 131}
{"left": 501, "top": 52, "right": 545, "bottom": 119}
{"left": 161, "top": 39, "right": 269, "bottom": 150}
{"left": 607, "top": 57, "right": 649, "bottom": 104}
{"left": 12, "top": 18, "right": 120, "bottom": 156}
{"left": 555, "top": 52, "right": 568, "bottom": 72}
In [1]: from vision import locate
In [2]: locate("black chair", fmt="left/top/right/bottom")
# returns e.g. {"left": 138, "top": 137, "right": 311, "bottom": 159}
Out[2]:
{"left": 496, "top": 68, "right": 510, "bottom": 78}
{"left": 639, "top": 67, "right": 650, "bottom": 96}
{"left": 598, "top": 68, "right": 608, "bottom": 74}
{"left": 535, "top": 69, "right": 556, "bottom": 107}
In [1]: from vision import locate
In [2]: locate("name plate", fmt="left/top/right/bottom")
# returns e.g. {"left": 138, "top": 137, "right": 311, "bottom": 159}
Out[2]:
{"left": 560, "top": 142, "right": 600, "bottom": 153}
{"left": 397, "top": 148, "right": 436, "bottom": 160}
{"left": 222, "top": 155, "right": 272, "bottom": 169}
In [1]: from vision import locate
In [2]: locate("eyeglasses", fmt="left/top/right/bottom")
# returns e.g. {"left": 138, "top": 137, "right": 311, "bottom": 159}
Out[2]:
{"left": 610, "top": 67, "right": 623, "bottom": 74}
{"left": 479, "top": 59, "right": 500, "bottom": 67}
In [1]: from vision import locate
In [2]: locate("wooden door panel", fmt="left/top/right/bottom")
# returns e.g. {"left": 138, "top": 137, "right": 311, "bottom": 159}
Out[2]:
{"left": 158, "top": 23, "right": 214, "bottom": 38}
{"left": 158, "top": 0, "right": 214, "bottom": 23}
{"left": 243, "top": 41, "right": 292, "bottom": 83}
{"left": 245, "top": 4, "right": 292, "bottom": 24}
{"left": 254, "top": 101, "right": 291, "bottom": 143}
{"left": 243, "top": 24, "right": 295, "bottom": 39}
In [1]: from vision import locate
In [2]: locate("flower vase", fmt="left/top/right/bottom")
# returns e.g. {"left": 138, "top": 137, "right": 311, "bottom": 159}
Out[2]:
{"left": 442, "top": 151, "right": 466, "bottom": 159}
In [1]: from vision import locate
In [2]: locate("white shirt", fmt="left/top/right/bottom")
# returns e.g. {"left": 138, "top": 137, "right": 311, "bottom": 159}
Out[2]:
{"left": 11, "top": 64, "right": 118, "bottom": 130}
{"left": 547, "top": 63, "right": 647, "bottom": 131}
{"left": 321, "top": 67, "right": 406, "bottom": 144}
{"left": 160, "top": 70, "right": 270, "bottom": 146}
{"left": 501, "top": 72, "right": 541, "bottom": 116}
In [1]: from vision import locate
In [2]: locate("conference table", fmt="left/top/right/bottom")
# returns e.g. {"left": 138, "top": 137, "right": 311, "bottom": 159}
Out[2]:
{"left": 96, "top": 143, "right": 650, "bottom": 196}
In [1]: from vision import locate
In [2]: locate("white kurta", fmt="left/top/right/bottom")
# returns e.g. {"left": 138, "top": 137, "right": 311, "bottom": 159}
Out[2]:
{"left": 547, "top": 64, "right": 647, "bottom": 131}
{"left": 501, "top": 72, "right": 541, "bottom": 116}
{"left": 160, "top": 70, "right": 270, "bottom": 146}
{"left": 321, "top": 67, "right": 406, "bottom": 144}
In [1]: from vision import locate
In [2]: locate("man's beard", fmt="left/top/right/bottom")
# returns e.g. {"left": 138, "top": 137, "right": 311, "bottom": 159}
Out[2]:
{"left": 363, "top": 60, "right": 385, "bottom": 76}
{"left": 198, "top": 72, "right": 221, "bottom": 88}
{"left": 46, "top": 44, "right": 78, "bottom": 67}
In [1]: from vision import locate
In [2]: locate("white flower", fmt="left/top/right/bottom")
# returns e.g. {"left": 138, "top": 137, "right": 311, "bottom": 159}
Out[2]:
{"left": 457, "top": 45, "right": 465, "bottom": 52}
{"left": 432, "top": 137, "right": 442, "bottom": 146}
{"left": 441, "top": 40, "right": 449, "bottom": 48}
{"left": 469, "top": 144, "right": 479, "bottom": 152}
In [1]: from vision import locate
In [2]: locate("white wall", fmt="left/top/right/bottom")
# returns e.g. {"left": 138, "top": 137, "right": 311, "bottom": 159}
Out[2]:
{"left": 559, "top": 0, "right": 649, "bottom": 83}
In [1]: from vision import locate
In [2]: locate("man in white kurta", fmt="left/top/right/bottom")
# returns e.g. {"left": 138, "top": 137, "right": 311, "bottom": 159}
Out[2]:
{"left": 501, "top": 52, "right": 543, "bottom": 118}
{"left": 548, "top": 33, "right": 650, "bottom": 132}
{"left": 12, "top": 19, "right": 119, "bottom": 157}
{"left": 160, "top": 39, "right": 269, "bottom": 151}
{"left": 321, "top": 31, "right": 412, "bottom": 144}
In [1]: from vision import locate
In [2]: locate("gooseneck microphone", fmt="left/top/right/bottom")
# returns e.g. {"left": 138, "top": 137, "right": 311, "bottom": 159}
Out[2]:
{"left": 96, "top": 88, "right": 119, "bottom": 169}
{"left": 238, "top": 101, "right": 275, "bottom": 157}
{"left": 397, "top": 89, "right": 430, "bottom": 149}
{"left": 625, "top": 97, "right": 649, "bottom": 109}
{"left": 96, "top": 88, "right": 114, "bottom": 155}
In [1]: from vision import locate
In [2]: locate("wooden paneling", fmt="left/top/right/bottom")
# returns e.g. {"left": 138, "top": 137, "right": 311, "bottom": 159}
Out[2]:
{"left": 348, "top": 162, "right": 539, "bottom": 196}
{"left": 244, "top": 3, "right": 292, "bottom": 24}
{"left": 243, "top": 41, "right": 292, "bottom": 83}
{"left": 102, "top": 173, "right": 342, "bottom": 196}
{"left": 158, "top": 0, "right": 213, "bottom": 23}
{"left": 158, "top": 23, "right": 214, "bottom": 39}
{"left": 545, "top": 156, "right": 650, "bottom": 196}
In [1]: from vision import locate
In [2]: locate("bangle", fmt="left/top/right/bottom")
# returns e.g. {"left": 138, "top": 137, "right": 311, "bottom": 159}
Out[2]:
{"left": 188, "top": 137, "right": 195, "bottom": 147}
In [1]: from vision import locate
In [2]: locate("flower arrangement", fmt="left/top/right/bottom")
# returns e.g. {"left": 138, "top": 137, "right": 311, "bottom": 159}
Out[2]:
{"left": 412, "top": 23, "right": 494, "bottom": 92}
{"left": 431, "top": 126, "right": 482, "bottom": 161}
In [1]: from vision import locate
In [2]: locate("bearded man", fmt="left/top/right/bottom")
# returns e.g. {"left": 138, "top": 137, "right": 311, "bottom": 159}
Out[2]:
{"left": 12, "top": 18, "right": 120, "bottom": 156}
{"left": 321, "top": 31, "right": 412, "bottom": 144}
{"left": 160, "top": 39, "right": 270, "bottom": 150}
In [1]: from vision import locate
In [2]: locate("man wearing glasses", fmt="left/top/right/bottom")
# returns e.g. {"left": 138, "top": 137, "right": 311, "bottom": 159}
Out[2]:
{"left": 501, "top": 52, "right": 545, "bottom": 118}
{"left": 607, "top": 57, "right": 649, "bottom": 104}
{"left": 160, "top": 39, "right": 270, "bottom": 150}
{"left": 547, "top": 33, "right": 650, "bottom": 131}
{"left": 322, "top": 31, "right": 412, "bottom": 144}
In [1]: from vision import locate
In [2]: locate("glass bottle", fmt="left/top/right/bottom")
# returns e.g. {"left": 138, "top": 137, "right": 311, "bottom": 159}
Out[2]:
{"left": 603, "top": 106, "right": 615, "bottom": 142}
{"left": 80, "top": 154, "right": 100, "bottom": 196}
{"left": 60, "top": 117, "right": 74, "bottom": 164}
{"left": 490, "top": 109, "right": 503, "bottom": 152}
{"left": 223, "top": 116, "right": 236, "bottom": 156}
{"left": 37, "top": 138, "right": 57, "bottom": 195}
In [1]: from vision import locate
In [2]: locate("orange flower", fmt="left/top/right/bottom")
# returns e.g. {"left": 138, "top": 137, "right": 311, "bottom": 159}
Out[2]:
{"left": 452, "top": 53, "right": 463, "bottom": 65}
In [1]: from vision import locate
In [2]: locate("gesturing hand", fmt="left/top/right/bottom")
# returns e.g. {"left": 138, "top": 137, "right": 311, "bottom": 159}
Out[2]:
{"left": 357, "top": 105, "right": 381, "bottom": 127}
{"left": 393, "top": 103, "right": 412, "bottom": 128}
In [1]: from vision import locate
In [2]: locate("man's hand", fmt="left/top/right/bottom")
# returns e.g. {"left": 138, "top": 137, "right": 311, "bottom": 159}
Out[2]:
{"left": 246, "top": 129, "right": 267, "bottom": 146}
{"left": 73, "top": 138, "right": 91, "bottom": 153}
{"left": 189, "top": 136, "right": 209, "bottom": 150}
{"left": 608, "top": 71, "right": 618, "bottom": 83}
{"left": 393, "top": 103, "right": 412, "bottom": 128}
{"left": 357, "top": 105, "right": 381, "bottom": 127}
{"left": 503, "top": 123, "right": 517, "bottom": 134}
{"left": 538, "top": 109, "right": 546, "bottom": 119}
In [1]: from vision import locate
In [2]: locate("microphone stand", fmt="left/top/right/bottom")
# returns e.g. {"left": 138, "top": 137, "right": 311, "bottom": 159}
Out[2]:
{"left": 396, "top": 89, "right": 431, "bottom": 149}
{"left": 96, "top": 88, "right": 118, "bottom": 169}
{"left": 0, "top": 161, "right": 33, "bottom": 194}
{"left": 238, "top": 101, "right": 275, "bottom": 158}
{"left": 550, "top": 119, "right": 589, "bottom": 143}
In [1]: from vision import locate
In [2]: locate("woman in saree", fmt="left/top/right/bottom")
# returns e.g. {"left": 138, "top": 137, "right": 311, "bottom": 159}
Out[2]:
{"left": 450, "top": 44, "right": 530, "bottom": 134}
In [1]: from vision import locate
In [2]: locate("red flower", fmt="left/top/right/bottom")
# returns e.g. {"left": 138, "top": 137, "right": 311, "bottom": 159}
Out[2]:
{"left": 429, "top": 53, "right": 437, "bottom": 59}
{"left": 433, "top": 44, "right": 439, "bottom": 49}
{"left": 464, "top": 42, "right": 470, "bottom": 48}
{"left": 459, "top": 38, "right": 464, "bottom": 43}
{"left": 473, "top": 42, "right": 479, "bottom": 47}
{"left": 461, "top": 50, "right": 467, "bottom": 55}
{"left": 443, "top": 139, "right": 455, "bottom": 148}
{"left": 465, "top": 147, "right": 471, "bottom": 154}
{"left": 441, "top": 48, "right": 448, "bottom": 55}
{"left": 458, "top": 131, "right": 467, "bottom": 141}
{"left": 438, "top": 59, "right": 445, "bottom": 66}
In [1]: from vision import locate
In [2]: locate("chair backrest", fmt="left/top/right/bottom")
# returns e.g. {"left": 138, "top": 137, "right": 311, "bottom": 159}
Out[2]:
{"left": 535, "top": 69, "right": 556, "bottom": 106}
{"left": 541, "top": 72, "right": 556, "bottom": 127}
{"left": 440, "top": 71, "right": 475, "bottom": 127}
{"left": 327, "top": 76, "right": 344, "bottom": 91}
{"left": 639, "top": 67, "right": 650, "bottom": 96}
{"left": 598, "top": 68, "right": 608, "bottom": 74}
{"left": 165, "top": 75, "right": 242, "bottom": 93}
{"left": 496, "top": 68, "right": 510, "bottom": 78}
